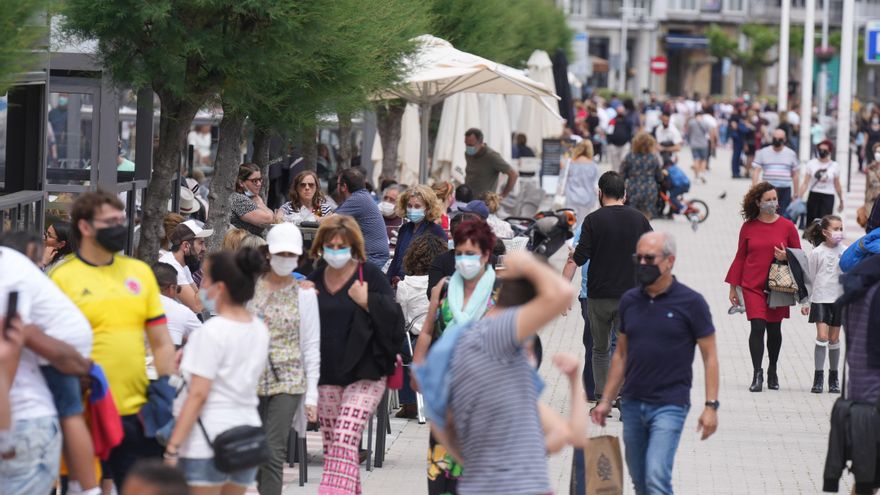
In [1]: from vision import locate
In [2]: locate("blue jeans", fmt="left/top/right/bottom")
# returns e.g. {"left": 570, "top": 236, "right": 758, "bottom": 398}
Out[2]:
{"left": 0, "top": 416, "right": 61, "bottom": 495}
{"left": 620, "top": 400, "right": 689, "bottom": 495}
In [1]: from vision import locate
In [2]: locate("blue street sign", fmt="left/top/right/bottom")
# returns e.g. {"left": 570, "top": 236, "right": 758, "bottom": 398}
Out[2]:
{"left": 866, "top": 20, "right": 880, "bottom": 65}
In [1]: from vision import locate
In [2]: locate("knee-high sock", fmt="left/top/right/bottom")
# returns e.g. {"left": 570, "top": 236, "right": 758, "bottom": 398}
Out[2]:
{"left": 828, "top": 342, "right": 841, "bottom": 371}
{"left": 815, "top": 340, "right": 828, "bottom": 371}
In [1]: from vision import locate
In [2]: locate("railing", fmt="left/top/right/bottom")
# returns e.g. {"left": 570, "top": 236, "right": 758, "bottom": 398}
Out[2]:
{"left": 0, "top": 190, "right": 45, "bottom": 233}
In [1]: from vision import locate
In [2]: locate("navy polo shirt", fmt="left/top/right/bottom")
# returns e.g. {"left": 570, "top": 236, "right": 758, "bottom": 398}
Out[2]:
{"left": 619, "top": 280, "right": 714, "bottom": 405}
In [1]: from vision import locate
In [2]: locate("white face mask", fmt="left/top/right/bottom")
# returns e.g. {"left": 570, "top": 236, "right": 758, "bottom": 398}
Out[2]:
{"left": 269, "top": 255, "right": 299, "bottom": 276}
{"left": 455, "top": 254, "right": 483, "bottom": 280}
{"left": 378, "top": 201, "right": 396, "bottom": 217}
{"left": 323, "top": 247, "right": 352, "bottom": 269}
{"left": 875, "top": 151, "right": 880, "bottom": 162}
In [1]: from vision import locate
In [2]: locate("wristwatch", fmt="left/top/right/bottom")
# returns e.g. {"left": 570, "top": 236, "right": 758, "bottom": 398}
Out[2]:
{"left": 705, "top": 400, "right": 720, "bottom": 410}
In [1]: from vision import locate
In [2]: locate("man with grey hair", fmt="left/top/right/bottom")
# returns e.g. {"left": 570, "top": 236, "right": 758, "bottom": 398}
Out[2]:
{"left": 591, "top": 231, "right": 719, "bottom": 495}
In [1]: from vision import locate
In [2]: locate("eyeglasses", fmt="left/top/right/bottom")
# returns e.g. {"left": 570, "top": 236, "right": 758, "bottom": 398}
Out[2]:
{"left": 632, "top": 253, "right": 664, "bottom": 265}
{"left": 298, "top": 182, "right": 316, "bottom": 189}
{"left": 43, "top": 231, "right": 57, "bottom": 241}
{"left": 248, "top": 177, "right": 263, "bottom": 184}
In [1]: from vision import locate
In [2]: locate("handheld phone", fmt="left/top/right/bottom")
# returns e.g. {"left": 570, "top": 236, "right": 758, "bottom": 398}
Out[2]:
{"left": 4, "top": 291, "right": 18, "bottom": 340}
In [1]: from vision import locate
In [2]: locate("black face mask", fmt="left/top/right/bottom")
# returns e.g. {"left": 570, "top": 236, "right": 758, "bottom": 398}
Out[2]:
{"left": 95, "top": 225, "right": 127, "bottom": 253}
{"left": 772, "top": 138, "right": 785, "bottom": 148}
{"left": 636, "top": 264, "right": 662, "bottom": 287}
{"left": 818, "top": 149, "right": 830, "bottom": 159}
{"left": 183, "top": 245, "right": 201, "bottom": 273}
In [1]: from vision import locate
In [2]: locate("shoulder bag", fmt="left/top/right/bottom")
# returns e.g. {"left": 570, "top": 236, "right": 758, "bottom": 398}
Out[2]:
{"left": 767, "top": 260, "right": 799, "bottom": 294}
{"left": 181, "top": 377, "right": 269, "bottom": 473}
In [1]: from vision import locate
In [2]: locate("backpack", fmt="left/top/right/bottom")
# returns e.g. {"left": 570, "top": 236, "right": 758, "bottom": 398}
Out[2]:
{"left": 667, "top": 165, "right": 691, "bottom": 191}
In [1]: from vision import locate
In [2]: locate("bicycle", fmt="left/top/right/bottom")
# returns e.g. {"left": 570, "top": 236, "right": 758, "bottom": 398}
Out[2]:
{"left": 658, "top": 191, "right": 709, "bottom": 231}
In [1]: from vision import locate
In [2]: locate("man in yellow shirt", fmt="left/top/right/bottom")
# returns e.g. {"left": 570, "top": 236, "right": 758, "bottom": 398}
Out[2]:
{"left": 51, "top": 190, "right": 174, "bottom": 490}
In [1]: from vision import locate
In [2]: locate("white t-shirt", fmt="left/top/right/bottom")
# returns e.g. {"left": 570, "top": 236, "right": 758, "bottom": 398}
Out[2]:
{"left": 159, "top": 250, "right": 195, "bottom": 286}
{"left": 175, "top": 315, "right": 269, "bottom": 458}
{"left": 807, "top": 243, "right": 846, "bottom": 304}
{"left": 654, "top": 123, "right": 683, "bottom": 145}
{"left": 160, "top": 295, "right": 202, "bottom": 346}
{"left": 396, "top": 275, "right": 430, "bottom": 335}
{"left": 187, "top": 130, "right": 212, "bottom": 157}
{"left": 0, "top": 248, "right": 93, "bottom": 422}
{"left": 805, "top": 159, "right": 841, "bottom": 196}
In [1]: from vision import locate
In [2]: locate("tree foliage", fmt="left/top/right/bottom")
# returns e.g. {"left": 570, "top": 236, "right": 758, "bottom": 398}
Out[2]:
{"left": 0, "top": 0, "right": 50, "bottom": 94}
{"left": 708, "top": 23, "right": 779, "bottom": 93}
{"left": 430, "top": 0, "right": 571, "bottom": 67}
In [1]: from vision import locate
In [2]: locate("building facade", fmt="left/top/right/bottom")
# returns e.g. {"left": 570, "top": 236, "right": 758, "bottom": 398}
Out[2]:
{"left": 560, "top": 0, "right": 880, "bottom": 100}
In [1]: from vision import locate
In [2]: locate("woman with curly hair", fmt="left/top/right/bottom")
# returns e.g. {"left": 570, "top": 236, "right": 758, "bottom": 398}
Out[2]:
{"left": 277, "top": 170, "right": 334, "bottom": 226}
{"left": 387, "top": 185, "right": 448, "bottom": 284}
{"left": 726, "top": 182, "right": 801, "bottom": 392}
{"left": 620, "top": 133, "right": 664, "bottom": 218}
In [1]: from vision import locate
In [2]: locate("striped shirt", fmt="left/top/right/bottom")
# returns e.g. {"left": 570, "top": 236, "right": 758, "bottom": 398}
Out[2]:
{"left": 845, "top": 284, "right": 880, "bottom": 402}
{"left": 448, "top": 309, "right": 551, "bottom": 495}
{"left": 753, "top": 146, "right": 800, "bottom": 188}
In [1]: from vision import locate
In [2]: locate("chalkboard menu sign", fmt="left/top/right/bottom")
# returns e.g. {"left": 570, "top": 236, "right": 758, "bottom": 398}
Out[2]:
{"left": 541, "top": 139, "right": 564, "bottom": 176}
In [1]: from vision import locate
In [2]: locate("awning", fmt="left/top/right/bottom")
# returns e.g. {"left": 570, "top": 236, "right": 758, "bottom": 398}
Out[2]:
{"left": 666, "top": 34, "right": 709, "bottom": 51}
{"left": 591, "top": 56, "right": 609, "bottom": 73}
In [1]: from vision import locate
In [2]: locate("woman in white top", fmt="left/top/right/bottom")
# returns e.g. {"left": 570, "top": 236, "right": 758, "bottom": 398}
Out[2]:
{"left": 164, "top": 248, "right": 270, "bottom": 494}
{"left": 800, "top": 215, "right": 845, "bottom": 394}
{"left": 562, "top": 140, "right": 600, "bottom": 232}
{"left": 394, "top": 233, "right": 448, "bottom": 418}
{"left": 249, "top": 223, "right": 320, "bottom": 495}
{"left": 799, "top": 139, "right": 844, "bottom": 223}
{"left": 276, "top": 170, "right": 334, "bottom": 226}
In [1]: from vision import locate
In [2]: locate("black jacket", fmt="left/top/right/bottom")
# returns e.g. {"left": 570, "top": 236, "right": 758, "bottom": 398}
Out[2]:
{"left": 824, "top": 398, "right": 880, "bottom": 493}
{"left": 344, "top": 289, "right": 405, "bottom": 382}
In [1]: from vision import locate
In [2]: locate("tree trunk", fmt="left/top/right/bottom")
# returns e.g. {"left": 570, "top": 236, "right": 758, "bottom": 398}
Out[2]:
{"left": 376, "top": 101, "right": 405, "bottom": 180}
{"left": 253, "top": 127, "right": 271, "bottom": 199}
{"left": 205, "top": 110, "right": 247, "bottom": 254}
{"left": 137, "top": 94, "right": 201, "bottom": 262}
{"left": 300, "top": 122, "right": 317, "bottom": 171}
{"left": 337, "top": 111, "right": 352, "bottom": 169}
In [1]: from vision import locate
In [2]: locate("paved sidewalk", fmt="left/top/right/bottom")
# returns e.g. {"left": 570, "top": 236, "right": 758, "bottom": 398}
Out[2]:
{"left": 274, "top": 147, "right": 854, "bottom": 494}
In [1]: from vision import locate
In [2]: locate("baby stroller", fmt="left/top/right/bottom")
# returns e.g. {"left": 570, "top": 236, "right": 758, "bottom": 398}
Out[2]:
{"left": 504, "top": 209, "right": 577, "bottom": 258}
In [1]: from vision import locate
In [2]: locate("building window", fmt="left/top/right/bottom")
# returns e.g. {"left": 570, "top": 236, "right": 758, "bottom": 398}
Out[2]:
{"left": 570, "top": 0, "right": 586, "bottom": 15}
{"left": 672, "top": 0, "right": 698, "bottom": 11}
{"left": 725, "top": 0, "right": 745, "bottom": 11}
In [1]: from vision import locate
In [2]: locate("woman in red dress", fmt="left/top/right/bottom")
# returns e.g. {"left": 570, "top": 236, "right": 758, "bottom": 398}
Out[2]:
{"left": 726, "top": 182, "right": 801, "bottom": 392}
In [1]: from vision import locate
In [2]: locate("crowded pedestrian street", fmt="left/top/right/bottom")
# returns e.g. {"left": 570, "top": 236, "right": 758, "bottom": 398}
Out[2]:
{"left": 6, "top": 1, "right": 880, "bottom": 495}
{"left": 258, "top": 146, "right": 861, "bottom": 495}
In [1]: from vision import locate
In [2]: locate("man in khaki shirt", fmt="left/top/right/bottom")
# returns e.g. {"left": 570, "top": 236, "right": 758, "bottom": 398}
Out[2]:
{"left": 464, "top": 128, "right": 518, "bottom": 197}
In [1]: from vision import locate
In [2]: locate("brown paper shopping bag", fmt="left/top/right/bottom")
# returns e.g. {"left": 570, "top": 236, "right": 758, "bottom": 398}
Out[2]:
{"left": 583, "top": 435, "right": 623, "bottom": 495}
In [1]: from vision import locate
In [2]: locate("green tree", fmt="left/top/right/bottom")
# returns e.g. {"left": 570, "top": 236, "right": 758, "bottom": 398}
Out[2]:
{"left": 61, "top": 0, "right": 332, "bottom": 261}
{"left": 0, "top": 0, "right": 50, "bottom": 94}
{"left": 430, "top": 0, "right": 570, "bottom": 66}
{"left": 707, "top": 23, "right": 779, "bottom": 94}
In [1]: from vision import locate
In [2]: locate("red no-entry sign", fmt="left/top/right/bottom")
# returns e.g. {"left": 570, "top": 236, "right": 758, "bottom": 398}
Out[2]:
{"left": 650, "top": 56, "right": 668, "bottom": 75}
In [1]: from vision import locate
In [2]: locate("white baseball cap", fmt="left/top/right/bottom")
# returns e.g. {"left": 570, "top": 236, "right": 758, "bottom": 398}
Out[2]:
{"left": 170, "top": 219, "right": 213, "bottom": 245}
{"left": 266, "top": 223, "right": 303, "bottom": 255}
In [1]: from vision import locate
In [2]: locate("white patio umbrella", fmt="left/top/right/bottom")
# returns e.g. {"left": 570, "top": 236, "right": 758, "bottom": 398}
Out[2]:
{"left": 432, "top": 93, "right": 481, "bottom": 183}
{"left": 377, "top": 35, "right": 561, "bottom": 183}
{"left": 515, "top": 50, "right": 563, "bottom": 154}
{"left": 371, "top": 103, "right": 421, "bottom": 186}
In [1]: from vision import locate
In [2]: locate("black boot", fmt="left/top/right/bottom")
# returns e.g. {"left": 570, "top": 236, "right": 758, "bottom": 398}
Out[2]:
{"left": 828, "top": 370, "right": 840, "bottom": 394}
{"left": 749, "top": 369, "right": 763, "bottom": 392}
{"left": 767, "top": 367, "right": 779, "bottom": 390}
{"left": 811, "top": 370, "right": 824, "bottom": 394}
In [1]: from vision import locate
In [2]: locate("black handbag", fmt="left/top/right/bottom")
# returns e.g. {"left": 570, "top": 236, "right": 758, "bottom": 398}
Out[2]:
{"left": 198, "top": 420, "right": 269, "bottom": 473}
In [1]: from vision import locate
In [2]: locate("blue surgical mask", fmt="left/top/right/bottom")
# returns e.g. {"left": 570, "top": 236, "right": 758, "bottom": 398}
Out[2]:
{"left": 323, "top": 246, "right": 352, "bottom": 269}
{"left": 406, "top": 208, "right": 425, "bottom": 223}
{"left": 455, "top": 254, "right": 483, "bottom": 280}
{"left": 465, "top": 146, "right": 478, "bottom": 156}
{"left": 199, "top": 288, "right": 217, "bottom": 313}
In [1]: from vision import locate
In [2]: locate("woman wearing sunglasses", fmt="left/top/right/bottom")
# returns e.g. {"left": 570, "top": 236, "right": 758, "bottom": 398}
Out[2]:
{"left": 276, "top": 170, "right": 334, "bottom": 226}
{"left": 230, "top": 163, "right": 274, "bottom": 236}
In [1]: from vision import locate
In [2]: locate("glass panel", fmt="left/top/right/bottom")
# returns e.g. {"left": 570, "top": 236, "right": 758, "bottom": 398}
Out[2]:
{"left": 47, "top": 92, "right": 95, "bottom": 185}
{"left": 117, "top": 89, "right": 137, "bottom": 183}
{"left": 0, "top": 94, "right": 7, "bottom": 192}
